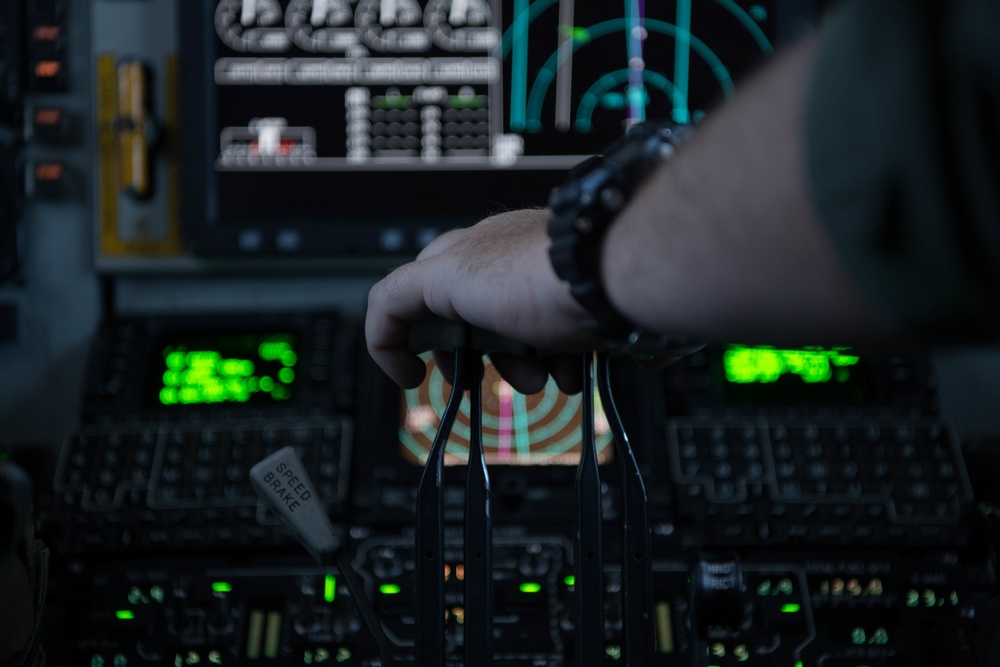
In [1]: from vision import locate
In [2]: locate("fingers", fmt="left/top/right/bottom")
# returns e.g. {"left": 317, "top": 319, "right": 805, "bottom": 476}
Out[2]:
{"left": 546, "top": 354, "right": 584, "bottom": 395}
{"left": 365, "top": 264, "right": 439, "bottom": 388}
{"left": 488, "top": 353, "right": 549, "bottom": 395}
{"left": 432, "top": 349, "right": 455, "bottom": 387}
{"left": 366, "top": 207, "right": 595, "bottom": 388}
{"left": 378, "top": 346, "right": 428, "bottom": 388}
{"left": 486, "top": 352, "right": 585, "bottom": 395}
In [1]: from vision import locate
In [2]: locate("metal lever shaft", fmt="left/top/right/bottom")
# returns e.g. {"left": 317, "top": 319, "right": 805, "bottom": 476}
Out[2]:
{"left": 465, "top": 349, "right": 493, "bottom": 667}
{"left": 416, "top": 347, "right": 467, "bottom": 667}
{"left": 598, "top": 352, "right": 652, "bottom": 665}
{"left": 575, "top": 353, "right": 604, "bottom": 667}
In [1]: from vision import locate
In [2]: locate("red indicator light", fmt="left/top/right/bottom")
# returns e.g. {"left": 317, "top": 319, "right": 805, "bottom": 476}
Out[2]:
{"left": 34, "top": 61, "right": 62, "bottom": 79}
{"left": 35, "top": 163, "right": 64, "bottom": 181}
{"left": 32, "top": 25, "right": 62, "bottom": 42}
{"left": 34, "top": 109, "right": 62, "bottom": 126}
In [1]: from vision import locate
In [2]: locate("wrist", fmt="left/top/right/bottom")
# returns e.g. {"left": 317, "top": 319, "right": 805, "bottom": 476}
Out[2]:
{"left": 547, "top": 122, "right": 702, "bottom": 356}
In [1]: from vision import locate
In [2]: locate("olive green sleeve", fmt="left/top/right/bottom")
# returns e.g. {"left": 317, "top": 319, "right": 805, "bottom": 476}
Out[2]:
{"left": 806, "top": 0, "right": 1000, "bottom": 342}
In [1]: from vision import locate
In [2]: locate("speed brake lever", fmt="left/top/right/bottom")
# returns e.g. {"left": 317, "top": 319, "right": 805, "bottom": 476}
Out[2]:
{"left": 250, "top": 447, "right": 394, "bottom": 666}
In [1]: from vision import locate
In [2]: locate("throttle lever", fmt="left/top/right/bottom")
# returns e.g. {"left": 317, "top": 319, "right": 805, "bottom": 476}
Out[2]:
{"left": 408, "top": 317, "right": 533, "bottom": 357}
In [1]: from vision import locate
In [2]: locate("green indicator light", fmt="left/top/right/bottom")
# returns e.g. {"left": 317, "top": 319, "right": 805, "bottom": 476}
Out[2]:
{"left": 448, "top": 94, "right": 487, "bottom": 109}
{"left": 572, "top": 27, "right": 590, "bottom": 43}
{"left": 325, "top": 575, "right": 337, "bottom": 602}
{"left": 212, "top": 581, "right": 233, "bottom": 593}
{"left": 187, "top": 351, "right": 220, "bottom": 367}
{"left": 260, "top": 376, "right": 274, "bottom": 392}
{"left": 178, "top": 387, "right": 199, "bottom": 404}
{"left": 780, "top": 603, "right": 801, "bottom": 613}
{"left": 519, "top": 582, "right": 542, "bottom": 594}
{"left": 279, "top": 367, "right": 295, "bottom": 384}
{"left": 564, "top": 575, "right": 575, "bottom": 586}
{"left": 795, "top": 662, "right": 804, "bottom": 667}
{"left": 165, "top": 351, "right": 186, "bottom": 370}
{"left": 202, "top": 382, "right": 225, "bottom": 401}
{"left": 376, "top": 94, "right": 412, "bottom": 109}
{"left": 831, "top": 354, "right": 860, "bottom": 367}
{"left": 272, "top": 384, "right": 289, "bottom": 400}
{"left": 116, "top": 610, "right": 135, "bottom": 620}
{"left": 219, "top": 358, "right": 254, "bottom": 377}
{"left": 380, "top": 583, "right": 402, "bottom": 595}
{"left": 159, "top": 387, "right": 178, "bottom": 405}
{"left": 258, "top": 341, "right": 291, "bottom": 360}
{"left": 280, "top": 350, "right": 298, "bottom": 367}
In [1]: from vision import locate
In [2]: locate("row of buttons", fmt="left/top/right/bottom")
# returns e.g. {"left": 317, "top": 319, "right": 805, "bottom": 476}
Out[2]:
{"left": 669, "top": 418, "right": 974, "bottom": 540}
{"left": 54, "top": 495, "right": 295, "bottom": 554}
{"left": 55, "top": 417, "right": 352, "bottom": 513}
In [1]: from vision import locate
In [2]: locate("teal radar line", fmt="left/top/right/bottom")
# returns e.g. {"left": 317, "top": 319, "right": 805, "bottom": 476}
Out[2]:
{"left": 498, "top": 0, "right": 772, "bottom": 133}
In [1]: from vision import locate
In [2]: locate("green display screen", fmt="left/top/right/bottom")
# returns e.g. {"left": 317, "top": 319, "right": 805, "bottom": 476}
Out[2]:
{"left": 722, "top": 345, "right": 860, "bottom": 384}
{"left": 720, "top": 344, "right": 867, "bottom": 405}
{"left": 154, "top": 332, "right": 298, "bottom": 406}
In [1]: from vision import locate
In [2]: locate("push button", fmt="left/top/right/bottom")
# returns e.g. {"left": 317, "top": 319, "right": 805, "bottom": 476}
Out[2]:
{"left": 29, "top": 106, "right": 74, "bottom": 143}
{"left": 26, "top": 161, "right": 68, "bottom": 198}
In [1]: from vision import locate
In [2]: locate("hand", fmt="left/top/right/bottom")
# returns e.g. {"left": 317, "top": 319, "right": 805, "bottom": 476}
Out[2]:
{"left": 365, "top": 209, "right": 603, "bottom": 394}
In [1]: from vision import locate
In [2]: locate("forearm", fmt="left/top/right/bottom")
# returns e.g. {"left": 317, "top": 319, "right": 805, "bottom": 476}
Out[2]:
{"left": 601, "top": 35, "right": 881, "bottom": 345}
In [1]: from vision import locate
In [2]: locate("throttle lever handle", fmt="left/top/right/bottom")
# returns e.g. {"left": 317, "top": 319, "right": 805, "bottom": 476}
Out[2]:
{"left": 408, "top": 318, "right": 533, "bottom": 357}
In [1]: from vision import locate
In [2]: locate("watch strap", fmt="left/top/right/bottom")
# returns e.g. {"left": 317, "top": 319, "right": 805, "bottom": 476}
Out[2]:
{"left": 548, "top": 121, "right": 692, "bottom": 342}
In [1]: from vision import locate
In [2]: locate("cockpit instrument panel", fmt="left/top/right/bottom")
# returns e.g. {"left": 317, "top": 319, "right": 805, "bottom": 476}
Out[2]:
{"left": 181, "top": 0, "right": 794, "bottom": 256}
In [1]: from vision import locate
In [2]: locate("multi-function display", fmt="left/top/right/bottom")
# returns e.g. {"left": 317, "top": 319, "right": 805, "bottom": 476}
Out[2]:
{"left": 181, "top": 0, "right": 781, "bottom": 255}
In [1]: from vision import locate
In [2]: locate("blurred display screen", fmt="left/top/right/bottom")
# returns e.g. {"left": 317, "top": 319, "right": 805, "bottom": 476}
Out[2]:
{"left": 184, "top": 0, "right": 780, "bottom": 254}
{"left": 399, "top": 355, "right": 614, "bottom": 465}
{"left": 152, "top": 332, "right": 299, "bottom": 406}
{"left": 721, "top": 344, "right": 869, "bottom": 405}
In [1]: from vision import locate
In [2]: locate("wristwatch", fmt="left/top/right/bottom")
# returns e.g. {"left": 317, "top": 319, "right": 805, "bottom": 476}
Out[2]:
{"left": 547, "top": 121, "right": 702, "bottom": 358}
